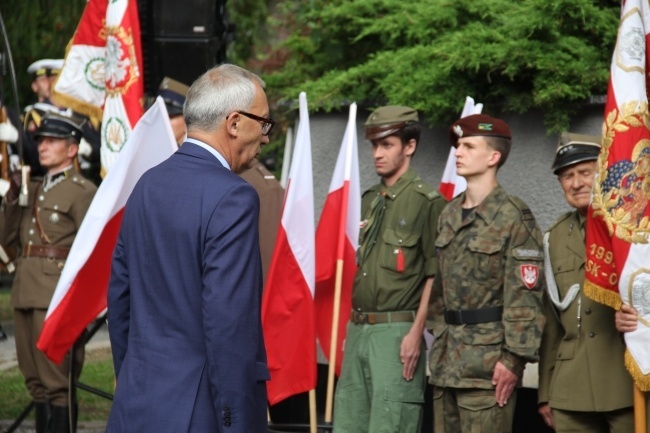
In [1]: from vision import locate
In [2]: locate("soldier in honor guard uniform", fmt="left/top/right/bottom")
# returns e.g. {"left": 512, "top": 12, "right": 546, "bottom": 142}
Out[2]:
{"left": 538, "top": 133, "right": 634, "bottom": 432}
{"left": 157, "top": 76, "right": 190, "bottom": 145}
{"left": 0, "top": 112, "right": 97, "bottom": 433}
{"left": 26, "top": 59, "right": 63, "bottom": 106}
{"left": 428, "top": 114, "right": 545, "bottom": 433}
{"left": 333, "top": 106, "right": 447, "bottom": 433}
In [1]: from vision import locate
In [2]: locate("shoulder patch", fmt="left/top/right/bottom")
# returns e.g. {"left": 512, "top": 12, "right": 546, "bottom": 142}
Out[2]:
{"left": 507, "top": 195, "right": 535, "bottom": 221}
{"left": 547, "top": 211, "right": 574, "bottom": 234}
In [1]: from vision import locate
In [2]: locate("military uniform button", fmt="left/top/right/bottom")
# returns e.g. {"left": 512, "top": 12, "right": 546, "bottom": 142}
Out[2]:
{"left": 53, "top": 205, "right": 58, "bottom": 210}
{"left": 39, "top": 195, "right": 44, "bottom": 201}
{"left": 391, "top": 194, "right": 395, "bottom": 198}
{"left": 398, "top": 239, "right": 403, "bottom": 244}
{"left": 57, "top": 262, "right": 64, "bottom": 271}
{"left": 589, "top": 332, "right": 595, "bottom": 338}
{"left": 418, "top": 184, "right": 422, "bottom": 188}
{"left": 363, "top": 272, "right": 367, "bottom": 277}
{"left": 72, "top": 176, "right": 78, "bottom": 182}
{"left": 31, "top": 217, "right": 36, "bottom": 223}
{"left": 28, "top": 229, "right": 34, "bottom": 235}
{"left": 585, "top": 308, "right": 592, "bottom": 315}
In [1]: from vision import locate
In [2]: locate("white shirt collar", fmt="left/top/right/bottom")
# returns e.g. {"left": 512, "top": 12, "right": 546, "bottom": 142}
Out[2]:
{"left": 184, "top": 138, "right": 231, "bottom": 171}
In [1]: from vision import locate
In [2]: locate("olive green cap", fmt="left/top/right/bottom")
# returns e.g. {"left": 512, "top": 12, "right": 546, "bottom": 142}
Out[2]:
{"left": 364, "top": 105, "right": 418, "bottom": 140}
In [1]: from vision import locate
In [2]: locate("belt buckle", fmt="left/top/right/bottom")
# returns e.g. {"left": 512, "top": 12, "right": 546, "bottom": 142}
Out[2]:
{"left": 355, "top": 312, "right": 366, "bottom": 324}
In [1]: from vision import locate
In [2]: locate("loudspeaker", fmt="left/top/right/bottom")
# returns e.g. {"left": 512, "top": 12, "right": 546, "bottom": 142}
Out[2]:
{"left": 137, "top": 0, "right": 229, "bottom": 94}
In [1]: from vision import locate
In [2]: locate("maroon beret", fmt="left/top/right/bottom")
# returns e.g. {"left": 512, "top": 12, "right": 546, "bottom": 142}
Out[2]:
{"left": 448, "top": 114, "right": 511, "bottom": 147}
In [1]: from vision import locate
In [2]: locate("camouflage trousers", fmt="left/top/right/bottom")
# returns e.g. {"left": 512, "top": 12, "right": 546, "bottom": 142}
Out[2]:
{"left": 333, "top": 321, "right": 425, "bottom": 433}
{"left": 433, "top": 387, "right": 517, "bottom": 433}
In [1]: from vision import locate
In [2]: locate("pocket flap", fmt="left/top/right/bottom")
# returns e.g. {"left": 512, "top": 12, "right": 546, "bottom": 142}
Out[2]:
{"left": 503, "top": 307, "right": 536, "bottom": 322}
{"left": 461, "top": 325, "right": 504, "bottom": 345}
{"left": 467, "top": 237, "right": 504, "bottom": 254}
{"left": 457, "top": 392, "right": 498, "bottom": 411}
{"left": 556, "top": 340, "right": 576, "bottom": 360}
{"left": 382, "top": 229, "right": 419, "bottom": 247}
{"left": 43, "top": 201, "right": 72, "bottom": 213}
{"left": 382, "top": 382, "right": 424, "bottom": 404}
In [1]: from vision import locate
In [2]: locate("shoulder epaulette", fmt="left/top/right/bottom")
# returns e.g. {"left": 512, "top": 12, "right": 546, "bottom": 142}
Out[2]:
{"left": 412, "top": 179, "right": 440, "bottom": 201}
{"left": 507, "top": 195, "right": 536, "bottom": 221}
{"left": 547, "top": 210, "right": 574, "bottom": 233}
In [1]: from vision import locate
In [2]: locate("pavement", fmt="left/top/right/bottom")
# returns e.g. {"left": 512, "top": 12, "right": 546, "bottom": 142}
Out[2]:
{"left": 0, "top": 320, "right": 111, "bottom": 433}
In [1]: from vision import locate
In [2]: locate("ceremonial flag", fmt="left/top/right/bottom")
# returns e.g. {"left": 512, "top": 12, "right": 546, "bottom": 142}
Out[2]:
{"left": 584, "top": 0, "right": 650, "bottom": 390}
{"left": 37, "top": 98, "right": 177, "bottom": 363}
{"left": 262, "top": 92, "right": 316, "bottom": 405}
{"left": 52, "top": 0, "right": 144, "bottom": 175}
{"left": 314, "top": 103, "right": 360, "bottom": 376}
{"left": 439, "top": 97, "right": 483, "bottom": 200}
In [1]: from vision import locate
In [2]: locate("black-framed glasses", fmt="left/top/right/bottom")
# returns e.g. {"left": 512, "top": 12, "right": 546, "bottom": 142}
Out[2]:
{"left": 236, "top": 110, "right": 275, "bottom": 136}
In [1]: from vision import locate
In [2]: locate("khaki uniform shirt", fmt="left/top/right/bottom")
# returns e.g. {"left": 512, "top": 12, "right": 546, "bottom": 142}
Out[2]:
{"left": 538, "top": 210, "right": 633, "bottom": 411}
{"left": 0, "top": 169, "right": 96, "bottom": 309}
{"left": 429, "top": 185, "right": 545, "bottom": 388}
{"left": 353, "top": 169, "right": 446, "bottom": 312}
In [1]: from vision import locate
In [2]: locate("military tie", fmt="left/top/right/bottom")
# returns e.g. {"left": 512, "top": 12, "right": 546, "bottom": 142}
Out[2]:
{"left": 357, "top": 191, "right": 386, "bottom": 266}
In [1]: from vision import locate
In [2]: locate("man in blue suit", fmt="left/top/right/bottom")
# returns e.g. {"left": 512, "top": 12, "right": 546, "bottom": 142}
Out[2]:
{"left": 107, "top": 63, "right": 273, "bottom": 432}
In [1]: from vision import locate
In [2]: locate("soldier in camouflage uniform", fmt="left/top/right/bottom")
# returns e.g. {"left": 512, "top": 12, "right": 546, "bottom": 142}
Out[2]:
{"left": 0, "top": 113, "right": 97, "bottom": 433}
{"left": 333, "top": 106, "right": 446, "bottom": 433}
{"left": 538, "top": 133, "right": 633, "bottom": 432}
{"left": 428, "top": 114, "right": 545, "bottom": 433}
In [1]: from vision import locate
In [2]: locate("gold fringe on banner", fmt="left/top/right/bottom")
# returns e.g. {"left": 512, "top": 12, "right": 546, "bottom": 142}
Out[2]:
{"left": 50, "top": 90, "right": 103, "bottom": 130}
{"left": 625, "top": 350, "right": 650, "bottom": 392}
{"left": 584, "top": 280, "right": 622, "bottom": 310}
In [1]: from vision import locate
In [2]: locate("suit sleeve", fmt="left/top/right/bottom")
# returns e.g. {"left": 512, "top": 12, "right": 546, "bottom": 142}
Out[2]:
{"left": 538, "top": 290, "right": 562, "bottom": 403}
{"left": 499, "top": 213, "right": 546, "bottom": 376}
{"left": 107, "top": 229, "right": 130, "bottom": 378}
{"left": 202, "top": 182, "right": 267, "bottom": 431}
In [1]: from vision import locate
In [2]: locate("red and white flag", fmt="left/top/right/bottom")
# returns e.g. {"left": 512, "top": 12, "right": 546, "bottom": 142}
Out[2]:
{"left": 52, "top": 0, "right": 144, "bottom": 175}
{"left": 314, "top": 103, "right": 360, "bottom": 376}
{"left": 439, "top": 97, "right": 483, "bottom": 200}
{"left": 584, "top": 0, "right": 650, "bottom": 391}
{"left": 37, "top": 98, "right": 177, "bottom": 363}
{"left": 262, "top": 92, "right": 316, "bottom": 405}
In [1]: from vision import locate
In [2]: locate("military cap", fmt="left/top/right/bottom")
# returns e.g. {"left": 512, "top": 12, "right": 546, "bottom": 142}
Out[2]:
{"left": 551, "top": 132, "right": 601, "bottom": 174}
{"left": 33, "top": 112, "right": 84, "bottom": 142}
{"left": 27, "top": 59, "right": 64, "bottom": 79}
{"left": 158, "top": 77, "right": 190, "bottom": 116}
{"left": 364, "top": 106, "right": 419, "bottom": 140}
{"left": 449, "top": 114, "right": 511, "bottom": 147}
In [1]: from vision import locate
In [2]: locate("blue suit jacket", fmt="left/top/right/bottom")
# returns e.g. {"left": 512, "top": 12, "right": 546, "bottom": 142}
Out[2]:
{"left": 107, "top": 142, "right": 269, "bottom": 433}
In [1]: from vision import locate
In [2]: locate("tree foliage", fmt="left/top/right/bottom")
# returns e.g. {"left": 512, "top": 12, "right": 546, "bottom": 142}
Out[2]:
{"left": 264, "top": 0, "right": 620, "bottom": 132}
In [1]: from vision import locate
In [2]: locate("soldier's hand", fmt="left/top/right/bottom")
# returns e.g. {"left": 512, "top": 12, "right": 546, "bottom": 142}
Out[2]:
{"left": 0, "top": 121, "right": 18, "bottom": 144}
{"left": 400, "top": 330, "right": 421, "bottom": 381}
{"left": 538, "top": 403, "right": 554, "bottom": 428}
{"left": 492, "top": 361, "right": 517, "bottom": 407}
{"left": 3, "top": 169, "right": 22, "bottom": 203}
{"left": 615, "top": 304, "right": 639, "bottom": 333}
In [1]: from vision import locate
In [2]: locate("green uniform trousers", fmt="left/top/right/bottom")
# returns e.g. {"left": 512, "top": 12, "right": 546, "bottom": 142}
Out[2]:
{"left": 333, "top": 320, "right": 425, "bottom": 433}
{"left": 433, "top": 387, "right": 517, "bottom": 433}
{"left": 552, "top": 407, "right": 634, "bottom": 433}
{"left": 13, "top": 308, "right": 84, "bottom": 406}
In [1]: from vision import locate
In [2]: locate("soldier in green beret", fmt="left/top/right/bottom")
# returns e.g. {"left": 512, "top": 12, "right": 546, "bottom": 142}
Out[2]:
{"left": 0, "top": 112, "right": 97, "bottom": 433}
{"left": 333, "top": 106, "right": 447, "bottom": 433}
{"left": 538, "top": 133, "right": 633, "bottom": 432}
{"left": 428, "top": 114, "right": 545, "bottom": 433}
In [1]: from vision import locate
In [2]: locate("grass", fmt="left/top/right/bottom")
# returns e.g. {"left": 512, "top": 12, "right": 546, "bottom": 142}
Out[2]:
{"left": 0, "top": 347, "right": 114, "bottom": 422}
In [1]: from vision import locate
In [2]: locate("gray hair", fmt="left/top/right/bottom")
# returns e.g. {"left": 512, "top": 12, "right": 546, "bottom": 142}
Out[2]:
{"left": 184, "top": 64, "right": 266, "bottom": 133}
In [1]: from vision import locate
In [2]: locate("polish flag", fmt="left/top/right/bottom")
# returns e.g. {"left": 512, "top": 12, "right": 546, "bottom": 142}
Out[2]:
{"left": 438, "top": 97, "right": 483, "bottom": 200}
{"left": 37, "top": 98, "right": 177, "bottom": 363}
{"left": 584, "top": 0, "right": 650, "bottom": 391}
{"left": 262, "top": 92, "right": 316, "bottom": 405}
{"left": 314, "top": 103, "right": 360, "bottom": 376}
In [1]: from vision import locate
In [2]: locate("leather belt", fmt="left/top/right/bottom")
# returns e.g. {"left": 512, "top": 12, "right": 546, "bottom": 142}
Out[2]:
{"left": 351, "top": 310, "right": 415, "bottom": 325}
{"left": 443, "top": 306, "right": 503, "bottom": 325}
{"left": 22, "top": 244, "right": 70, "bottom": 260}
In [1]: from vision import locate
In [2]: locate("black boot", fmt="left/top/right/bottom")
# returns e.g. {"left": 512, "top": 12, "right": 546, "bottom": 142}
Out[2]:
{"left": 50, "top": 405, "right": 76, "bottom": 433}
{"left": 34, "top": 402, "right": 50, "bottom": 433}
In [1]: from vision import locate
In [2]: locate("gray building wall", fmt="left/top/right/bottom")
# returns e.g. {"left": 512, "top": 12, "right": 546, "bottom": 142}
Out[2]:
{"left": 304, "top": 103, "right": 605, "bottom": 232}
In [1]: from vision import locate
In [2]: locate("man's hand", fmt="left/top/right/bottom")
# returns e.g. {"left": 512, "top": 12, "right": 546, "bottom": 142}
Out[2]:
{"left": 538, "top": 403, "right": 554, "bottom": 428}
{"left": 400, "top": 329, "right": 421, "bottom": 381}
{"left": 615, "top": 304, "right": 639, "bottom": 333}
{"left": 492, "top": 361, "right": 518, "bottom": 407}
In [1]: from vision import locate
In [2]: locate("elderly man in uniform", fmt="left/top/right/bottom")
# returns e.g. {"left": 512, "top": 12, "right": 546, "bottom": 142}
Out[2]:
{"left": 428, "top": 114, "right": 545, "bottom": 433}
{"left": 333, "top": 106, "right": 446, "bottom": 433}
{"left": 538, "top": 133, "right": 634, "bottom": 432}
{"left": 0, "top": 112, "right": 97, "bottom": 433}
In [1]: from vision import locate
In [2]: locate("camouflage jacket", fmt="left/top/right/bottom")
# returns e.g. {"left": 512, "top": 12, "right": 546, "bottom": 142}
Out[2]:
{"left": 353, "top": 169, "right": 446, "bottom": 312}
{"left": 428, "top": 184, "right": 545, "bottom": 389}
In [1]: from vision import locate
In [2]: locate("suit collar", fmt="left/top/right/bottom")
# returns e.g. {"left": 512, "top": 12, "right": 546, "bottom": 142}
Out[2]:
{"left": 178, "top": 140, "right": 230, "bottom": 170}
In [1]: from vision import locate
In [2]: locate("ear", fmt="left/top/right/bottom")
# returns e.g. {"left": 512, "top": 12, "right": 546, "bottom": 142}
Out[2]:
{"left": 226, "top": 112, "right": 241, "bottom": 138}
{"left": 67, "top": 142, "right": 79, "bottom": 159}
{"left": 31, "top": 81, "right": 38, "bottom": 93}
{"left": 404, "top": 138, "right": 417, "bottom": 157}
{"left": 487, "top": 149, "right": 502, "bottom": 168}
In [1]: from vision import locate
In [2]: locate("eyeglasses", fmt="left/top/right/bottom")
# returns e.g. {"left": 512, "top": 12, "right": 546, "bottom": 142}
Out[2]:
{"left": 236, "top": 110, "right": 275, "bottom": 136}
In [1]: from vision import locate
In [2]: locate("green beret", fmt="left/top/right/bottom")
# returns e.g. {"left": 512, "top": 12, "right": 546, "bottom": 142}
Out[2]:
{"left": 551, "top": 132, "right": 601, "bottom": 174}
{"left": 364, "top": 105, "right": 418, "bottom": 140}
{"left": 449, "top": 114, "right": 511, "bottom": 147}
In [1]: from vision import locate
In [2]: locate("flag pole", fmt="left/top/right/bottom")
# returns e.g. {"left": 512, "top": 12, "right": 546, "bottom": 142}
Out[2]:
{"left": 309, "top": 389, "right": 318, "bottom": 433}
{"left": 634, "top": 386, "right": 646, "bottom": 433}
{"left": 324, "top": 103, "right": 357, "bottom": 424}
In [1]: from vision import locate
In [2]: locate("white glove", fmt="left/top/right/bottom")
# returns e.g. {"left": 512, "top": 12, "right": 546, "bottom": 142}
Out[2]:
{"left": 78, "top": 137, "right": 93, "bottom": 157}
{"left": 0, "top": 121, "right": 18, "bottom": 144}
